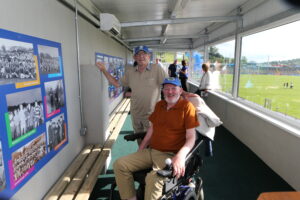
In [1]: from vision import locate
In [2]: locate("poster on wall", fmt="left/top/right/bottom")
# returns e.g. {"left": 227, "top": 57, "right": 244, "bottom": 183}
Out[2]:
{"left": 0, "top": 28, "right": 68, "bottom": 199}
{"left": 95, "top": 52, "right": 125, "bottom": 102}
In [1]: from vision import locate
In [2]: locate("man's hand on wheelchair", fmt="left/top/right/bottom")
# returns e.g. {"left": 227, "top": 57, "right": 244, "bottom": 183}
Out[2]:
{"left": 172, "top": 154, "right": 186, "bottom": 179}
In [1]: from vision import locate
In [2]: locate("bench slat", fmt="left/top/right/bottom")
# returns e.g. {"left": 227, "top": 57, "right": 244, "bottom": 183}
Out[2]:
{"left": 104, "top": 101, "right": 130, "bottom": 150}
{"left": 74, "top": 149, "right": 110, "bottom": 200}
{"left": 109, "top": 98, "right": 126, "bottom": 123}
{"left": 109, "top": 98, "right": 129, "bottom": 123}
{"left": 107, "top": 99, "right": 130, "bottom": 135}
{"left": 44, "top": 98, "right": 131, "bottom": 200}
{"left": 60, "top": 145, "right": 102, "bottom": 200}
{"left": 43, "top": 145, "right": 94, "bottom": 200}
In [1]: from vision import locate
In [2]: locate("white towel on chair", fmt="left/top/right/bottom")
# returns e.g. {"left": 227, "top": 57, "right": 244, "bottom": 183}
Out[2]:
{"left": 188, "top": 96, "right": 222, "bottom": 140}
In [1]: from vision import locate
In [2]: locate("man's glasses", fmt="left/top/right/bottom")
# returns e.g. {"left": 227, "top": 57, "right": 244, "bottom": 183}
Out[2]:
{"left": 135, "top": 51, "right": 148, "bottom": 56}
{"left": 163, "top": 87, "right": 178, "bottom": 92}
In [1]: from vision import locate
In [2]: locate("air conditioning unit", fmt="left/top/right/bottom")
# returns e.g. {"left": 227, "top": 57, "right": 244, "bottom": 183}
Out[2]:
{"left": 100, "top": 13, "right": 121, "bottom": 36}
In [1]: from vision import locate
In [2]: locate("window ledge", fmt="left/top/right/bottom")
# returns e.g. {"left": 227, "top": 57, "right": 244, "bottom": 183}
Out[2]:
{"left": 209, "top": 90, "right": 300, "bottom": 139}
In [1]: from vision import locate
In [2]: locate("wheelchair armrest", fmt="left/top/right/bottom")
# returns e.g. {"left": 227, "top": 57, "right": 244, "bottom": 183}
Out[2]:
{"left": 157, "top": 169, "right": 173, "bottom": 178}
{"left": 124, "top": 132, "right": 146, "bottom": 141}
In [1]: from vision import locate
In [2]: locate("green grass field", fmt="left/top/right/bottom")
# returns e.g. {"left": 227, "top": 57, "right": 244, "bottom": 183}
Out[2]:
{"left": 219, "top": 74, "right": 300, "bottom": 119}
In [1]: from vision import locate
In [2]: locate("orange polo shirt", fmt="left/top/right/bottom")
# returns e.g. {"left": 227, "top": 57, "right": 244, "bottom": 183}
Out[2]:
{"left": 149, "top": 97, "right": 199, "bottom": 153}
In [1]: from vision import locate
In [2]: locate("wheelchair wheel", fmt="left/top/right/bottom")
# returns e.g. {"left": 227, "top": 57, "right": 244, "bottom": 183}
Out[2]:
{"left": 196, "top": 186, "right": 204, "bottom": 200}
{"left": 182, "top": 190, "right": 197, "bottom": 200}
{"left": 195, "top": 177, "right": 204, "bottom": 200}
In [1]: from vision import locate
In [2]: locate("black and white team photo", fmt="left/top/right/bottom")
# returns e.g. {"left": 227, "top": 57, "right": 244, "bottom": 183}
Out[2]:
{"left": 0, "top": 38, "right": 37, "bottom": 85}
{"left": 38, "top": 45, "right": 60, "bottom": 74}
{"left": 46, "top": 114, "right": 66, "bottom": 151}
{"left": 44, "top": 79, "right": 65, "bottom": 114}
{"left": 11, "top": 134, "right": 46, "bottom": 181}
{"left": 6, "top": 88, "right": 44, "bottom": 141}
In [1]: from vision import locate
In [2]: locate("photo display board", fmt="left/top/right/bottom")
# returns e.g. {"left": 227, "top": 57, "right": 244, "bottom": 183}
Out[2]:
{"left": 0, "top": 28, "right": 68, "bottom": 199}
{"left": 95, "top": 52, "right": 125, "bottom": 102}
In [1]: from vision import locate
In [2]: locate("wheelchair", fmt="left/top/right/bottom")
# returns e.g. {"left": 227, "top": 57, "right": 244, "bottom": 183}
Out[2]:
{"left": 110, "top": 131, "right": 212, "bottom": 200}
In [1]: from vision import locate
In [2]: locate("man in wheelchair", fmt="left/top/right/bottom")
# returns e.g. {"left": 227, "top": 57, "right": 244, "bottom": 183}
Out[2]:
{"left": 113, "top": 78, "right": 200, "bottom": 200}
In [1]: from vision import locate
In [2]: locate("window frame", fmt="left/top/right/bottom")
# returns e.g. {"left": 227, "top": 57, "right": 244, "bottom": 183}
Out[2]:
{"left": 236, "top": 16, "right": 300, "bottom": 128}
{"left": 196, "top": 14, "right": 300, "bottom": 129}
{"left": 188, "top": 49, "right": 205, "bottom": 85}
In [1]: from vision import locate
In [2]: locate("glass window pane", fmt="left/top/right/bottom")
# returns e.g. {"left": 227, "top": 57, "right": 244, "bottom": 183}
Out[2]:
{"left": 240, "top": 20, "right": 300, "bottom": 119}
{"left": 208, "top": 40, "right": 235, "bottom": 94}
{"left": 189, "top": 50, "right": 204, "bottom": 83}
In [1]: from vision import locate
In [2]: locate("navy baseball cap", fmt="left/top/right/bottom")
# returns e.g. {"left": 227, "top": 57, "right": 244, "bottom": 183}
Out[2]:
{"left": 162, "top": 78, "right": 181, "bottom": 87}
{"left": 134, "top": 45, "right": 151, "bottom": 55}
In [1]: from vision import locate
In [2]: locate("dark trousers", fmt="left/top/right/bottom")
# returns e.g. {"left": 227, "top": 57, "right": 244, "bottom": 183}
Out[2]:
{"left": 180, "top": 78, "right": 188, "bottom": 91}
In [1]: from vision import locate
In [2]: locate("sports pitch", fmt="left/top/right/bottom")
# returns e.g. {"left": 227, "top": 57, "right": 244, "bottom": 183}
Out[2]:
{"left": 220, "top": 74, "right": 300, "bottom": 119}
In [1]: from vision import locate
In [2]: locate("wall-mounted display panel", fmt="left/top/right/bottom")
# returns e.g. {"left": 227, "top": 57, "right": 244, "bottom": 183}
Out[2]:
{"left": 0, "top": 28, "right": 68, "bottom": 199}
{"left": 95, "top": 52, "right": 124, "bottom": 102}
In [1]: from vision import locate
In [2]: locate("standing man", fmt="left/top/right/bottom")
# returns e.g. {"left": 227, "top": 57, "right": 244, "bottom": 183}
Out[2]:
{"left": 168, "top": 59, "right": 178, "bottom": 78}
{"left": 113, "top": 78, "right": 199, "bottom": 200}
{"left": 96, "top": 45, "right": 167, "bottom": 134}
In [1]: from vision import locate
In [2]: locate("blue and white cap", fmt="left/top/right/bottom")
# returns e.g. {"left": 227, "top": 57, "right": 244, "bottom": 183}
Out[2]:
{"left": 134, "top": 45, "right": 151, "bottom": 55}
{"left": 162, "top": 78, "right": 181, "bottom": 87}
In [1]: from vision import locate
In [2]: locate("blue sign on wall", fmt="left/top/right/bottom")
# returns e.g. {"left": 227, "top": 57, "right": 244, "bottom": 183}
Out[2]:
{"left": 95, "top": 52, "right": 125, "bottom": 102}
{"left": 0, "top": 28, "right": 68, "bottom": 199}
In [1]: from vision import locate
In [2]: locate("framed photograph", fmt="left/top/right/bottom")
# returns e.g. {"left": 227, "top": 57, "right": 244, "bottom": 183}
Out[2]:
{"left": 9, "top": 133, "right": 46, "bottom": 188}
{"left": 0, "top": 38, "right": 37, "bottom": 85}
{"left": 46, "top": 113, "right": 66, "bottom": 152}
{"left": 44, "top": 79, "right": 65, "bottom": 117}
{"left": 38, "top": 45, "right": 60, "bottom": 75}
{"left": 5, "top": 88, "right": 44, "bottom": 146}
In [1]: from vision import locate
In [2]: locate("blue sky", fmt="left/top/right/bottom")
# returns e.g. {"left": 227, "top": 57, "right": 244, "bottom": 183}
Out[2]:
{"left": 215, "top": 20, "right": 300, "bottom": 63}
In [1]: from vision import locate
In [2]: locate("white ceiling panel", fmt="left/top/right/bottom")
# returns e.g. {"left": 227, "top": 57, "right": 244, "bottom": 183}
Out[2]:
{"left": 91, "top": 0, "right": 169, "bottom": 21}
{"left": 87, "top": 0, "right": 267, "bottom": 50}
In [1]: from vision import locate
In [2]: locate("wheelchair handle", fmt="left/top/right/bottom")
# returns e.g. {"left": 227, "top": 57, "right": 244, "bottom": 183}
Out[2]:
{"left": 157, "top": 169, "right": 173, "bottom": 178}
{"left": 124, "top": 132, "right": 146, "bottom": 141}
{"left": 157, "top": 158, "right": 173, "bottom": 178}
{"left": 165, "top": 158, "right": 172, "bottom": 166}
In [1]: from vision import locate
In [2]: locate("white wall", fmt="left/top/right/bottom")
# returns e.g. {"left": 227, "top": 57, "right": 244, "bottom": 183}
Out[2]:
{"left": 207, "top": 92, "right": 300, "bottom": 191}
{"left": 0, "top": 0, "right": 129, "bottom": 199}
{"left": 0, "top": 1, "right": 82, "bottom": 199}
{"left": 78, "top": 16, "right": 131, "bottom": 145}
